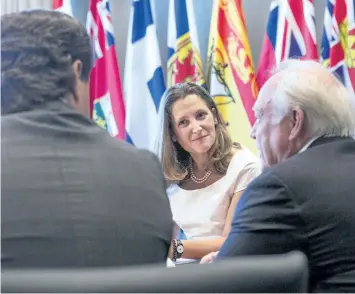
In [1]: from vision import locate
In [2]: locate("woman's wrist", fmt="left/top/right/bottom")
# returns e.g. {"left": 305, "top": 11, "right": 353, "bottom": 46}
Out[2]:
{"left": 168, "top": 241, "right": 174, "bottom": 259}
{"left": 171, "top": 239, "right": 178, "bottom": 261}
{"left": 169, "top": 239, "right": 185, "bottom": 261}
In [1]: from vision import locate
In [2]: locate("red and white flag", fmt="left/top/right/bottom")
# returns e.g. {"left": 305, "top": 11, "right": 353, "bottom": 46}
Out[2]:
{"left": 52, "top": 0, "right": 73, "bottom": 16}
{"left": 257, "top": 0, "right": 319, "bottom": 88}
{"left": 86, "top": 0, "right": 126, "bottom": 139}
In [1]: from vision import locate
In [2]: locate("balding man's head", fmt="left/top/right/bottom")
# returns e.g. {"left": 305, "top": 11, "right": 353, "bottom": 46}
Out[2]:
{"left": 256, "top": 59, "right": 355, "bottom": 136}
{"left": 251, "top": 59, "right": 355, "bottom": 167}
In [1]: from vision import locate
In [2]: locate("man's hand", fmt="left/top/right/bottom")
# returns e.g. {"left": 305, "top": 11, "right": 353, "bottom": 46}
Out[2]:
{"left": 200, "top": 251, "right": 219, "bottom": 264}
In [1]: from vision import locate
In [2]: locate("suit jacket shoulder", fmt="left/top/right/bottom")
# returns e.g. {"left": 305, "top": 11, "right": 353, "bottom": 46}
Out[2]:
{"left": 265, "top": 136, "right": 355, "bottom": 204}
{"left": 218, "top": 136, "right": 355, "bottom": 292}
{"left": 1, "top": 102, "right": 173, "bottom": 267}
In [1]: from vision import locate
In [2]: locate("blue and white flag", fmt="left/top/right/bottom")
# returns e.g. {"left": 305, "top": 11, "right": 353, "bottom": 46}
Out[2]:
{"left": 124, "top": 0, "right": 166, "bottom": 151}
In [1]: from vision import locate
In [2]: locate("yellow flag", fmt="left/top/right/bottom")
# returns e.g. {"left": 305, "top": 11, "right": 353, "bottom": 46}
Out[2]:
{"left": 207, "top": 0, "right": 259, "bottom": 154}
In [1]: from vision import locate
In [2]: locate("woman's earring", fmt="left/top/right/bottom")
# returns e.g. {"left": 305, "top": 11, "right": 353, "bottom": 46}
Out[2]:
{"left": 172, "top": 135, "right": 177, "bottom": 142}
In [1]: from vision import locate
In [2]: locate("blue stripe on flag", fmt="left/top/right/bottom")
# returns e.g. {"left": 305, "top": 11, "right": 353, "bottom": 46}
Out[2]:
{"left": 105, "top": 1, "right": 111, "bottom": 12}
{"left": 147, "top": 67, "right": 165, "bottom": 111}
{"left": 267, "top": 6, "right": 279, "bottom": 50}
{"left": 321, "top": 28, "right": 330, "bottom": 60}
{"left": 175, "top": 0, "right": 189, "bottom": 37}
{"left": 132, "top": 0, "right": 153, "bottom": 43}
{"left": 289, "top": 33, "right": 302, "bottom": 57}
{"left": 168, "top": 47, "right": 175, "bottom": 60}
{"left": 126, "top": 132, "right": 134, "bottom": 146}
{"left": 334, "top": 66, "right": 345, "bottom": 85}
{"left": 321, "top": 1, "right": 333, "bottom": 60}
{"left": 107, "top": 32, "right": 115, "bottom": 47}
{"left": 326, "top": 0, "right": 334, "bottom": 13}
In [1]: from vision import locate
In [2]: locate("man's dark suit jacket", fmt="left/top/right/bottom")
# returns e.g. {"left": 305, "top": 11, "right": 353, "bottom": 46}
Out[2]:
{"left": 218, "top": 136, "right": 355, "bottom": 292}
{"left": 1, "top": 100, "right": 173, "bottom": 268}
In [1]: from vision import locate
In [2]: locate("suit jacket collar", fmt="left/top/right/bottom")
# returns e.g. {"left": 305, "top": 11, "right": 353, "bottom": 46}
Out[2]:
{"left": 36, "top": 98, "right": 76, "bottom": 113}
{"left": 2, "top": 98, "right": 97, "bottom": 130}
{"left": 309, "top": 136, "right": 354, "bottom": 149}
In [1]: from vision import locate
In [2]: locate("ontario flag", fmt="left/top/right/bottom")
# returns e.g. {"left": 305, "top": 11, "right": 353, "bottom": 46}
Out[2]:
{"left": 167, "top": 0, "right": 205, "bottom": 87}
{"left": 321, "top": 0, "right": 355, "bottom": 93}
{"left": 52, "top": 0, "right": 73, "bottom": 16}
{"left": 86, "top": 0, "right": 125, "bottom": 139}
{"left": 257, "top": 0, "right": 319, "bottom": 88}
{"left": 207, "top": 0, "right": 258, "bottom": 154}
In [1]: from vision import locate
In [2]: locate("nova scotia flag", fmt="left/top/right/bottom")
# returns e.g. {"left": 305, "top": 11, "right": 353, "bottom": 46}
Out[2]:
{"left": 124, "top": 0, "right": 166, "bottom": 151}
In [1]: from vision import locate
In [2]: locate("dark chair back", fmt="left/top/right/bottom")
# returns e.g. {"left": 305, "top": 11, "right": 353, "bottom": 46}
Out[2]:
{"left": 2, "top": 251, "right": 308, "bottom": 293}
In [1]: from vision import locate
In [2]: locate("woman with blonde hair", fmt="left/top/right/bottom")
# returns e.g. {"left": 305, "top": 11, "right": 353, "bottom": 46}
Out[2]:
{"left": 155, "top": 82, "right": 260, "bottom": 263}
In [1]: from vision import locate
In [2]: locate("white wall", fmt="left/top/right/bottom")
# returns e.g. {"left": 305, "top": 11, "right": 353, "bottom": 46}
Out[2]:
{"left": 0, "top": 0, "right": 51, "bottom": 14}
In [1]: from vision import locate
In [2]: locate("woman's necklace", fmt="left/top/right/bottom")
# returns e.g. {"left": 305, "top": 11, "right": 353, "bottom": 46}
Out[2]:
{"left": 189, "top": 166, "right": 212, "bottom": 184}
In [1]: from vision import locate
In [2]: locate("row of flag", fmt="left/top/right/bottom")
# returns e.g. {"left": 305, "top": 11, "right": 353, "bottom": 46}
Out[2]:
{"left": 53, "top": 0, "right": 355, "bottom": 155}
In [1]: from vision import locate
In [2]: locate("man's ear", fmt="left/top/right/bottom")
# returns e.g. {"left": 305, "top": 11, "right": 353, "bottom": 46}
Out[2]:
{"left": 289, "top": 107, "right": 305, "bottom": 141}
{"left": 68, "top": 59, "right": 90, "bottom": 117}
{"left": 70, "top": 60, "right": 83, "bottom": 102}
{"left": 72, "top": 60, "right": 83, "bottom": 81}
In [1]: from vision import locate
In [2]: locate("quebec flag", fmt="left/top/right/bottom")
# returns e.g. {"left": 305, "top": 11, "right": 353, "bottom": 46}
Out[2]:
{"left": 124, "top": 0, "right": 166, "bottom": 151}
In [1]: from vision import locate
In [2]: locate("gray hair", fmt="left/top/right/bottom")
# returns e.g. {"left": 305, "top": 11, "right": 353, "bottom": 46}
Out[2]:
{"left": 256, "top": 59, "right": 355, "bottom": 138}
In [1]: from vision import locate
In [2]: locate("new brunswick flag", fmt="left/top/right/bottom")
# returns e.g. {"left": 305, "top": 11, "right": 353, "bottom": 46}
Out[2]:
{"left": 207, "top": 0, "right": 258, "bottom": 154}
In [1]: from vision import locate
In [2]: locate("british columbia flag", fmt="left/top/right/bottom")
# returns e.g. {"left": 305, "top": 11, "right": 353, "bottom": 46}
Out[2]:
{"left": 86, "top": 0, "right": 125, "bottom": 139}
{"left": 321, "top": 0, "right": 355, "bottom": 93}
{"left": 257, "top": 0, "right": 319, "bottom": 88}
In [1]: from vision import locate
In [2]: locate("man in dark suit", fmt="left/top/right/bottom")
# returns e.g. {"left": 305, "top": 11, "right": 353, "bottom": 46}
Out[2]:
{"left": 202, "top": 60, "right": 355, "bottom": 292}
{"left": 1, "top": 10, "right": 173, "bottom": 268}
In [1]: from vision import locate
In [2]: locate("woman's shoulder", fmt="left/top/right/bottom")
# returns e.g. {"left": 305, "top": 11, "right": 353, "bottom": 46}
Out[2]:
{"left": 228, "top": 147, "right": 261, "bottom": 175}
{"left": 166, "top": 183, "right": 185, "bottom": 198}
{"left": 227, "top": 147, "right": 262, "bottom": 192}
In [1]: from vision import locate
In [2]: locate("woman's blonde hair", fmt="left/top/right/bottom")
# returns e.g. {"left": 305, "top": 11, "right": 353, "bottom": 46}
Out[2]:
{"left": 154, "top": 82, "right": 240, "bottom": 185}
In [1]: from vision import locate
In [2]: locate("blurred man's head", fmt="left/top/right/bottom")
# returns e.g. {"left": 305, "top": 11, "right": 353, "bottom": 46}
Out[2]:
{"left": 251, "top": 59, "right": 355, "bottom": 168}
{"left": 1, "top": 10, "right": 92, "bottom": 116}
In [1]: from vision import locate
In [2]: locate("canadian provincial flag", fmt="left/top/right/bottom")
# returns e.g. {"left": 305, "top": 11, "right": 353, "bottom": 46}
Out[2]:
{"left": 52, "top": 0, "right": 73, "bottom": 16}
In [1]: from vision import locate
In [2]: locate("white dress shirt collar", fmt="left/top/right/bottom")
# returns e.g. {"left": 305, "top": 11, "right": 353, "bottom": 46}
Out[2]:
{"left": 297, "top": 137, "right": 320, "bottom": 154}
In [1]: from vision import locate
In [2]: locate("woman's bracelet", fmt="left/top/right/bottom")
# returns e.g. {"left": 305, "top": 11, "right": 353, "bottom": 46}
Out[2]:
{"left": 171, "top": 239, "right": 178, "bottom": 261}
